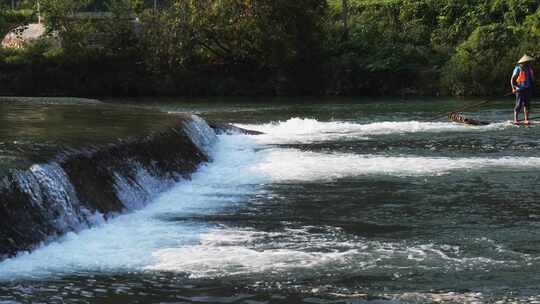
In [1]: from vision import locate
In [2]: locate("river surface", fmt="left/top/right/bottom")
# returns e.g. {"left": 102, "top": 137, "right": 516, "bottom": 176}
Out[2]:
{"left": 1, "top": 97, "right": 540, "bottom": 303}
{"left": 0, "top": 98, "right": 180, "bottom": 171}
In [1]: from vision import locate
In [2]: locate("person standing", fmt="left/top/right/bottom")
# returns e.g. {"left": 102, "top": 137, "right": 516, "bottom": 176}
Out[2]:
{"left": 511, "top": 55, "right": 535, "bottom": 124}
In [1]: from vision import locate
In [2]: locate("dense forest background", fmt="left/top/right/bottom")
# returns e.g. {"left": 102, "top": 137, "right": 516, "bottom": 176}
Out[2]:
{"left": 1, "top": 0, "right": 540, "bottom": 97}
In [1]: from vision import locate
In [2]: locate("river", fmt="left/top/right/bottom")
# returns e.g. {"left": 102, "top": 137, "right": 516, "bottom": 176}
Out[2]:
{"left": 1, "top": 97, "right": 539, "bottom": 303}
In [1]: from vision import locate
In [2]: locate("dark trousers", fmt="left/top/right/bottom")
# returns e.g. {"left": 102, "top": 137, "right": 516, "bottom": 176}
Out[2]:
{"left": 515, "top": 89, "right": 532, "bottom": 112}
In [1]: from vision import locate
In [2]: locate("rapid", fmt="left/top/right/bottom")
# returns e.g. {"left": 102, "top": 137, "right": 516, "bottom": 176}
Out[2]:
{"left": 1, "top": 98, "right": 540, "bottom": 303}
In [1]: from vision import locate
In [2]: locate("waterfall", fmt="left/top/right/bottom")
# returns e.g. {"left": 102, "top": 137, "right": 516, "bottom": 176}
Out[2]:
{"left": 15, "top": 163, "right": 94, "bottom": 232}
{"left": 0, "top": 115, "right": 216, "bottom": 259}
{"left": 182, "top": 114, "right": 218, "bottom": 157}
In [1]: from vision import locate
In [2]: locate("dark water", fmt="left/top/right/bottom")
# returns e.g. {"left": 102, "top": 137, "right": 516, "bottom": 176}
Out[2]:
{"left": 0, "top": 99, "right": 180, "bottom": 170}
{"left": 1, "top": 97, "right": 540, "bottom": 303}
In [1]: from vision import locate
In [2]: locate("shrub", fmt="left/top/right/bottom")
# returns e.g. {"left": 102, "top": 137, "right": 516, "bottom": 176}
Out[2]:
{"left": 442, "top": 24, "right": 520, "bottom": 96}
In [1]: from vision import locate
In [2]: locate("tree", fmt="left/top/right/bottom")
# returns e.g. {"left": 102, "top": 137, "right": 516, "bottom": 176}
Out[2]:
{"left": 442, "top": 24, "right": 520, "bottom": 96}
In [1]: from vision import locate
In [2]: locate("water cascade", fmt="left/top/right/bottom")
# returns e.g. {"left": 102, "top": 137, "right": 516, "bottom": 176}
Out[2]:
{"left": 0, "top": 114, "right": 217, "bottom": 259}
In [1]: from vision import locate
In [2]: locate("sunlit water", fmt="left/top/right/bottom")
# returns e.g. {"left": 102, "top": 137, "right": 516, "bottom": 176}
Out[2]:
{"left": 1, "top": 98, "right": 540, "bottom": 303}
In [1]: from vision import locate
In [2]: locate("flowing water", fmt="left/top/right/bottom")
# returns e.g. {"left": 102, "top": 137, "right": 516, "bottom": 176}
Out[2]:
{"left": 1, "top": 98, "right": 540, "bottom": 303}
{"left": 0, "top": 99, "right": 180, "bottom": 170}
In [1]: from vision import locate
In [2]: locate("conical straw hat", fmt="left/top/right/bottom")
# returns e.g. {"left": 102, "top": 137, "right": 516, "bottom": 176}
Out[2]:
{"left": 518, "top": 54, "right": 535, "bottom": 64}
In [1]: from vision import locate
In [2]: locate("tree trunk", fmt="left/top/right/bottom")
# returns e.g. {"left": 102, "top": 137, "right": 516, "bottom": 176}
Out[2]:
{"left": 342, "top": 0, "right": 349, "bottom": 41}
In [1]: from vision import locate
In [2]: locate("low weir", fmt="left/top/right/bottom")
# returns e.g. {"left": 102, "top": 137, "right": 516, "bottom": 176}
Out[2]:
{"left": 0, "top": 100, "right": 219, "bottom": 259}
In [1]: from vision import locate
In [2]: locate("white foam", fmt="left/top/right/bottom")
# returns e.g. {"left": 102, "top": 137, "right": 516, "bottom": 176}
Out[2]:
{"left": 237, "top": 118, "right": 509, "bottom": 144}
{"left": 146, "top": 227, "right": 527, "bottom": 280}
{"left": 148, "top": 228, "right": 358, "bottom": 278}
{"left": 0, "top": 117, "right": 535, "bottom": 281}
{"left": 1, "top": 136, "right": 533, "bottom": 280}
{"left": 253, "top": 149, "right": 540, "bottom": 181}
{"left": 0, "top": 134, "right": 265, "bottom": 280}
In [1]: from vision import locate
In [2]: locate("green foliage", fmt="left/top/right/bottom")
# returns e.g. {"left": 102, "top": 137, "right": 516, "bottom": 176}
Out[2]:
{"left": 442, "top": 24, "right": 520, "bottom": 96}
{"left": 3, "top": 0, "right": 540, "bottom": 96}
{"left": 0, "top": 9, "right": 35, "bottom": 37}
{"left": 325, "top": 0, "right": 540, "bottom": 96}
{"left": 137, "top": 0, "right": 329, "bottom": 95}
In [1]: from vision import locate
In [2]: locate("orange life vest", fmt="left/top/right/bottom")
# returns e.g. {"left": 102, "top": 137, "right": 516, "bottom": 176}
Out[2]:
{"left": 516, "top": 66, "right": 534, "bottom": 87}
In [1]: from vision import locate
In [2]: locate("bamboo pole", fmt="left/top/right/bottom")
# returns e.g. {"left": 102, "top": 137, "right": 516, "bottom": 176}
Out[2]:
{"left": 427, "top": 93, "right": 513, "bottom": 122}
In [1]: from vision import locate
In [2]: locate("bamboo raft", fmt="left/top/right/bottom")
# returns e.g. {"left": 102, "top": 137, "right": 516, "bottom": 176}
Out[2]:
{"left": 447, "top": 112, "right": 490, "bottom": 126}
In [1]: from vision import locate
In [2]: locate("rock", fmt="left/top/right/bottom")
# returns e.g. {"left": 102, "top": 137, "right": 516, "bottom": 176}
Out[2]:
{"left": 208, "top": 122, "right": 263, "bottom": 135}
{"left": 1, "top": 23, "right": 46, "bottom": 49}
